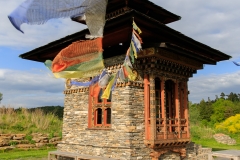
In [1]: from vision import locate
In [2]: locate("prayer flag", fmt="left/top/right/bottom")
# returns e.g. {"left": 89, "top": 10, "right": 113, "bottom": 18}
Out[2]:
{"left": 8, "top": 0, "right": 88, "bottom": 33}
{"left": 101, "top": 74, "right": 117, "bottom": 99}
{"left": 133, "top": 20, "right": 142, "bottom": 34}
{"left": 131, "top": 41, "right": 137, "bottom": 58}
{"left": 124, "top": 64, "right": 137, "bottom": 81}
{"left": 132, "top": 33, "right": 142, "bottom": 51}
{"left": 8, "top": 0, "right": 107, "bottom": 37}
{"left": 52, "top": 38, "right": 103, "bottom": 72}
{"left": 111, "top": 70, "right": 119, "bottom": 91}
{"left": 90, "top": 83, "right": 101, "bottom": 98}
{"left": 129, "top": 44, "right": 135, "bottom": 63}
{"left": 45, "top": 60, "right": 102, "bottom": 78}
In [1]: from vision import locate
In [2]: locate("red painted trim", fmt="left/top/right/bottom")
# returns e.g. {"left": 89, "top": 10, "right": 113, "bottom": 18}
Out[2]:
{"left": 88, "top": 85, "right": 93, "bottom": 128}
{"left": 144, "top": 74, "right": 150, "bottom": 140}
{"left": 160, "top": 79, "right": 166, "bottom": 139}
{"left": 175, "top": 81, "right": 181, "bottom": 138}
{"left": 184, "top": 82, "right": 190, "bottom": 138}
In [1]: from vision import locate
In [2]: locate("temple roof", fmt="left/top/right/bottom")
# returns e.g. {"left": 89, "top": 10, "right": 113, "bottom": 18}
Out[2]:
{"left": 20, "top": 9, "right": 231, "bottom": 66}
{"left": 83, "top": 0, "right": 181, "bottom": 24}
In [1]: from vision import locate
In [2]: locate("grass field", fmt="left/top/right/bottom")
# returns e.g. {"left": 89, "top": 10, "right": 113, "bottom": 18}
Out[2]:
{"left": 193, "top": 139, "right": 240, "bottom": 151}
{"left": 0, "top": 148, "right": 55, "bottom": 160}
{"left": 191, "top": 125, "right": 240, "bottom": 151}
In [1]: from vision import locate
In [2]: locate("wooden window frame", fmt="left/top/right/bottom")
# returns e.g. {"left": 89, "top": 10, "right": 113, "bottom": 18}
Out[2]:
{"left": 89, "top": 86, "right": 112, "bottom": 128}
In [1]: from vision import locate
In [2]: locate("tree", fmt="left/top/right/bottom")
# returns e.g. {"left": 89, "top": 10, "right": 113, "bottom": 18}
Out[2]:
{"left": 211, "top": 99, "right": 235, "bottom": 123}
{"left": 208, "top": 97, "right": 211, "bottom": 103}
{"left": 0, "top": 92, "right": 2, "bottom": 104}
{"left": 220, "top": 92, "right": 225, "bottom": 99}
{"left": 238, "top": 94, "right": 240, "bottom": 100}
{"left": 189, "top": 102, "right": 200, "bottom": 124}
{"left": 199, "top": 99, "right": 213, "bottom": 122}
{"left": 226, "top": 92, "right": 239, "bottom": 102}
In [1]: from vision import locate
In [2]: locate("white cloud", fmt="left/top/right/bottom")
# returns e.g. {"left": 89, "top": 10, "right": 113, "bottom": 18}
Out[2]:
{"left": 155, "top": 0, "right": 240, "bottom": 59}
{"left": 0, "top": 69, "right": 64, "bottom": 108}
{"left": 189, "top": 71, "right": 240, "bottom": 102}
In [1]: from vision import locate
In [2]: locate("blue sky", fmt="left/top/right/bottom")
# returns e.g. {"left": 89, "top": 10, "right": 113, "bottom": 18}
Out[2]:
{"left": 1, "top": 0, "right": 240, "bottom": 108}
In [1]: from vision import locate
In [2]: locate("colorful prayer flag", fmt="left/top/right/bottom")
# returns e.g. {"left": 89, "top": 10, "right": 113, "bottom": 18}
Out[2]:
{"left": 8, "top": 0, "right": 108, "bottom": 37}
{"left": 133, "top": 20, "right": 142, "bottom": 34}
{"left": 101, "top": 74, "right": 117, "bottom": 99}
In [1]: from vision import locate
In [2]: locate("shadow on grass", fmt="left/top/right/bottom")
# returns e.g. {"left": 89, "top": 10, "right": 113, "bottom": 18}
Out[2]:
{"left": 211, "top": 148, "right": 227, "bottom": 151}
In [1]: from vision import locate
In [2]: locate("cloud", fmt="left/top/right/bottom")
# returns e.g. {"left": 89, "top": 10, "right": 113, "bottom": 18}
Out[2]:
{"left": 155, "top": 0, "right": 240, "bottom": 59}
{"left": 1, "top": 68, "right": 240, "bottom": 108}
{"left": 189, "top": 71, "right": 240, "bottom": 103}
{"left": 0, "top": 69, "right": 64, "bottom": 108}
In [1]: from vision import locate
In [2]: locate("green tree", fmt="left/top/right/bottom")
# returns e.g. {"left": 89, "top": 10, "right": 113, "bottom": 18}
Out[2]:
{"left": 199, "top": 99, "right": 213, "bottom": 122}
{"left": 0, "top": 92, "right": 2, "bottom": 104}
{"left": 220, "top": 92, "right": 225, "bottom": 99}
{"left": 189, "top": 102, "right": 200, "bottom": 124}
{"left": 227, "top": 92, "right": 239, "bottom": 102}
{"left": 211, "top": 99, "right": 235, "bottom": 123}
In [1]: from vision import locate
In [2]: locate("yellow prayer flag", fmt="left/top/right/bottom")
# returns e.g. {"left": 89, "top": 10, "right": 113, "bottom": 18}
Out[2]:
{"left": 101, "top": 74, "right": 117, "bottom": 99}
{"left": 124, "top": 64, "right": 137, "bottom": 81}
{"left": 133, "top": 20, "right": 142, "bottom": 34}
{"left": 131, "top": 41, "right": 137, "bottom": 58}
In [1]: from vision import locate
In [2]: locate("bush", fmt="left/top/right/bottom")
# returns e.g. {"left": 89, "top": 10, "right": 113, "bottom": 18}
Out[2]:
{"left": 216, "top": 114, "right": 240, "bottom": 134}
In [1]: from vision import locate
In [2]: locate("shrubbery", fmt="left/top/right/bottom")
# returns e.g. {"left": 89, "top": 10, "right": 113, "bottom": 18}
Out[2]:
{"left": 216, "top": 114, "right": 240, "bottom": 134}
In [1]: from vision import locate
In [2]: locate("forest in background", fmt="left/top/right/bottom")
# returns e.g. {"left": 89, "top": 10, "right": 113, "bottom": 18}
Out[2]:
{"left": 189, "top": 92, "right": 240, "bottom": 149}
{"left": 190, "top": 92, "right": 240, "bottom": 129}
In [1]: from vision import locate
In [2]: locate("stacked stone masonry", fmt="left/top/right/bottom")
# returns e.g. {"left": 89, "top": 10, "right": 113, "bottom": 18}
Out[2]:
{"left": 0, "top": 133, "right": 61, "bottom": 151}
{"left": 59, "top": 84, "right": 152, "bottom": 159}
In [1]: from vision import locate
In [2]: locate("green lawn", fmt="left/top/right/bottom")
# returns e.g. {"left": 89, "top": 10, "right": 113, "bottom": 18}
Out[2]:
{"left": 193, "top": 139, "right": 240, "bottom": 151}
{"left": 0, "top": 148, "right": 55, "bottom": 160}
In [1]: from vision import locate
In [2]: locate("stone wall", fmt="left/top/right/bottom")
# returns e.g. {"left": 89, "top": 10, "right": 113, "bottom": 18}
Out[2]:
{"left": 58, "top": 84, "right": 152, "bottom": 160}
{"left": 0, "top": 133, "right": 61, "bottom": 151}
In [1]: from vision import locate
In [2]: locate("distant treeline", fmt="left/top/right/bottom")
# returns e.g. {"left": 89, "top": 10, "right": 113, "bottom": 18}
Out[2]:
{"left": 190, "top": 92, "right": 240, "bottom": 126}
{"left": 15, "top": 105, "right": 64, "bottom": 120}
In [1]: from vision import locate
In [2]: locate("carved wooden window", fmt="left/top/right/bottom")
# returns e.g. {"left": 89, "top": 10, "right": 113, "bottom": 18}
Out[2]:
{"left": 89, "top": 86, "right": 112, "bottom": 128}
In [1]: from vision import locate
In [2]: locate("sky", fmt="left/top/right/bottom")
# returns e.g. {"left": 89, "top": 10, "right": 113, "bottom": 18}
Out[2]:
{"left": 1, "top": 0, "right": 240, "bottom": 108}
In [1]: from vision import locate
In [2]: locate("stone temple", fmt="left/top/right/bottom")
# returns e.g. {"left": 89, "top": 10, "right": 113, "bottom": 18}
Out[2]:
{"left": 20, "top": 0, "right": 230, "bottom": 159}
